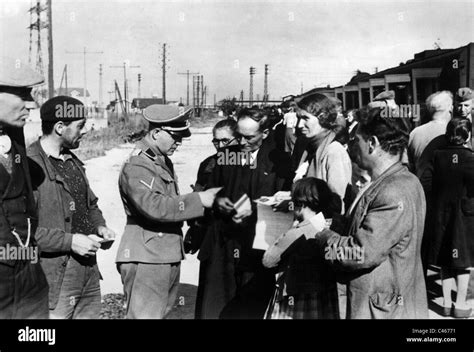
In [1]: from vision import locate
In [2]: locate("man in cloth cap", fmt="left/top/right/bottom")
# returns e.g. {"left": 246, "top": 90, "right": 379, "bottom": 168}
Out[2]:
{"left": 115, "top": 104, "right": 221, "bottom": 318}
{"left": 0, "top": 56, "right": 61, "bottom": 318}
{"left": 27, "top": 96, "right": 116, "bottom": 318}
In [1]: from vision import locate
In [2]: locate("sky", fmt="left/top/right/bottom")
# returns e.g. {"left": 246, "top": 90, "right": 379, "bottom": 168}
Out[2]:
{"left": 1, "top": 0, "right": 473, "bottom": 104}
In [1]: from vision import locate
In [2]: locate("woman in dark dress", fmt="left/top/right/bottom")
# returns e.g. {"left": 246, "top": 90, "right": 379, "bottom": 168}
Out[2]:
{"left": 429, "top": 118, "right": 474, "bottom": 318}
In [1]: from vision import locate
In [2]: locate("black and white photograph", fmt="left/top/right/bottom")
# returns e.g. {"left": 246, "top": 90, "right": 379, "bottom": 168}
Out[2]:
{"left": 0, "top": 0, "right": 473, "bottom": 348}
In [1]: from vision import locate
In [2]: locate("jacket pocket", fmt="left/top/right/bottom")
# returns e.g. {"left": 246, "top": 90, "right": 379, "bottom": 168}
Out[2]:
{"left": 460, "top": 198, "right": 474, "bottom": 216}
{"left": 369, "top": 292, "right": 403, "bottom": 319}
{"left": 142, "top": 230, "right": 163, "bottom": 244}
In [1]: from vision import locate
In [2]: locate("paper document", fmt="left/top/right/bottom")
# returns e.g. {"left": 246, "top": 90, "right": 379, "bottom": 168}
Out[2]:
{"left": 252, "top": 199, "right": 294, "bottom": 250}
{"left": 234, "top": 194, "right": 252, "bottom": 216}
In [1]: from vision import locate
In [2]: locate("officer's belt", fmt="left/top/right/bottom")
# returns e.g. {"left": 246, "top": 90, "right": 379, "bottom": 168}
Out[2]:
{"left": 126, "top": 217, "right": 183, "bottom": 234}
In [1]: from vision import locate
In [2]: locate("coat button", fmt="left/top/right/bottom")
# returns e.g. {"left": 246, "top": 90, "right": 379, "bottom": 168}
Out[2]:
{"left": 158, "top": 232, "right": 163, "bottom": 237}
{"left": 62, "top": 262, "right": 67, "bottom": 267}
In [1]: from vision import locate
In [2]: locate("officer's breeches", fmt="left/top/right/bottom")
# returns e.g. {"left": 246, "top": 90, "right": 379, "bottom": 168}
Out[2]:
{"left": 119, "top": 262, "right": 180, "bottom": 319}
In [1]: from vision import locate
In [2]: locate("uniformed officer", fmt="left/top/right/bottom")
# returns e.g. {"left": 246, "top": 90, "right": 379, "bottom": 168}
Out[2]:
{"left": 0, "top": 56, "right": 59, "bottom": 318}
{"left": 454, "top": 87, "right": 473, "bottom": 120}
{"left": 115, "top": 104, "right": 221, "bottom": 319}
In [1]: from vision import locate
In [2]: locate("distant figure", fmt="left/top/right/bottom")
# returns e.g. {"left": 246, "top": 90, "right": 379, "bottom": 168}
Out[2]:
{"left": 408, "top": 91, "right": 453, "bottom": 175}
{"left": 454, "top": 87, "right": 473, "bottom": 148}
{"left": 283, "top": 106, "right": 297, "bottom": 154}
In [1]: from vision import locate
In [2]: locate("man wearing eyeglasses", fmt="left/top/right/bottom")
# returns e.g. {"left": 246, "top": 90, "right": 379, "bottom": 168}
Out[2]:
{"left": 184, "top": 119, "right": 238, "bottom": 256}
{"left": 196, "top": 108, "right": 293, "bottom": 319}
{"left": 115, "top": 104, "right": 222, "bottom": 319}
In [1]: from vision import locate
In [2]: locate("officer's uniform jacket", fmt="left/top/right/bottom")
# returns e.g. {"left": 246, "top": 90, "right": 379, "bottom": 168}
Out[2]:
{"left": 116, "top": 138, "right": 204, "bottom": 264}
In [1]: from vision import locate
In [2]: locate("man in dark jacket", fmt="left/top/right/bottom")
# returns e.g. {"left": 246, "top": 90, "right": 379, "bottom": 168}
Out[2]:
{"left": 195, "top": 108, "right": 292, "bottom": 319}
{"left": 0, "top": 57, "right": 63, "bottom": 319}
{"left": 27, "top": 96, "right": 116, "bottom": 319}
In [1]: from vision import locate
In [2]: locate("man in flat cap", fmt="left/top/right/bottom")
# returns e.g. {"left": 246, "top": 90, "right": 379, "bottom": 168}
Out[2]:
{"left": 0, "top": 56, "right": 56, "bottom": 318}
{"left": 27, "top": 96, "right": 116, "bottom": 318}
{"left": 115, "top": 104, "right": 221, "bottom": 318}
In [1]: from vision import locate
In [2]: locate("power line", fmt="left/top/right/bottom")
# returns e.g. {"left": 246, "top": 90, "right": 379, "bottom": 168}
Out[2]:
{"left": 66, "top": 47, "right": 103, "bottom": 105}
{"left": 110, "top": 61, "right": 140, "bottom": 113}
{"left": 177, "top": 69, "right": 199, "bottom": 106}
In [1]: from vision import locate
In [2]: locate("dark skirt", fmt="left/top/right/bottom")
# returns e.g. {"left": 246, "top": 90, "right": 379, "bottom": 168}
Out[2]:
{"left": 265, "top": 274, "right": 339, "bottom": 319}
{"left": 428, "top": 199, "right": 474, "bottom": 269}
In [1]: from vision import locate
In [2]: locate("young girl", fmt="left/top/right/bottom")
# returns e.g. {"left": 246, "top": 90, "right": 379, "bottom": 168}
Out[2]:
{"left": 263, "top": 177, "right": 340, "bottom": 319}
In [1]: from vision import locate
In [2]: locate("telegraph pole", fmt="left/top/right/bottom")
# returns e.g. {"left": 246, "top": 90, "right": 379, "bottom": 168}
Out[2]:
{"left": 110, "top": 62, "right": 140, "bottom": 113}
{"left": 178, "top": 69, "right": 199, "bottom": 105}
{"left": 66, "top": 47, "right": 103, "bottom": 105}
{"left": 249, "top": 66, "right": 256, "bottom": 106}
{"left": 263, "top": 64, "right": 269, "bottom": 104}
{"left": 137, "top": 73, "right": 142, "bottom": 98}
{"left": 99, "top": 64, "right": 103, "bottom": 108}
{"left": 161, "top": 43, "right": 167, "bottom": 104}
{"left": 47, "top": 0, "right": 54, "bottom": 98}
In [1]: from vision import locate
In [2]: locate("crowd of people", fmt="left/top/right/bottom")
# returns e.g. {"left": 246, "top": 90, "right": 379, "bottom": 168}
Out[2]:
{"left": 0, "top": 56, "right": 473, "bottom": 319}
{"left": 186, "top": 86, "right": 473, "bottom": 319}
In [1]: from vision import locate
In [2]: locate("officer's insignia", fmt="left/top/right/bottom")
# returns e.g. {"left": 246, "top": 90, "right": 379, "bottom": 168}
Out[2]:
{"left": 140, "top": 177, "right": 155, "bottom": 190}
{"left": 142, "top": 148, "right": 157, "bottom": 161}
{"left": 397, "top": 201, "right": 403, "bottom": 211}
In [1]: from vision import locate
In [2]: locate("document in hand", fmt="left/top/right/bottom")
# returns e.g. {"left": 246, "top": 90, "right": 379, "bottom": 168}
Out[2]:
{"left": 234, "top": 193, "right": 252, "bottom": 216}
{"left": 252, "top": 198, "right": 295, "bottom": 250}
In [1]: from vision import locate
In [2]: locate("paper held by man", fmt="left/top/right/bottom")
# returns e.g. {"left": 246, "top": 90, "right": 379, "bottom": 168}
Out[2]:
{"left": 252, "top": 195, "right": 330, "bottom": 250}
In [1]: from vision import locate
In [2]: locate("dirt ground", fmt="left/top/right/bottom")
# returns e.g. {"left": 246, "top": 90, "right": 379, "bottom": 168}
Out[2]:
{"left": 84, "top": 126, "right": 472, "bottom": 319}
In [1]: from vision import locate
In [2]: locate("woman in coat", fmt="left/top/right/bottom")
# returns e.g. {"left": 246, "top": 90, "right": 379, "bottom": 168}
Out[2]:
{"left": 429, "top": 117, "right": 474, "bottom": 318}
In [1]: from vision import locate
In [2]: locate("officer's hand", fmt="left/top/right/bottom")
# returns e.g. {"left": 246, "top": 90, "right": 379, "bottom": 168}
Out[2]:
{"left": 97, "top": 226, "right": 117, "bottom": 240}
{"left": 215, "top": 197, "right": 235, "bottom": 215}
{"left": 198, "top": 187, "right": 223, "bottom": 208}
{"left": 71, "top": 234, "right": 100, "bottom": 257}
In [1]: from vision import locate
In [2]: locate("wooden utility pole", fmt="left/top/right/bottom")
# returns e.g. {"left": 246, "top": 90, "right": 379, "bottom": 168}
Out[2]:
{"left": 110, "top": 62, "right": 140, "bottom": 113}
{"left": 263, "top": 64, "right": 269, "bottom": 104}
{"left": 99, "top": 64, "right": 103, "bottom": 108}
{"left": 161, "top": 43, "right": 167, "bottom": 104}
{"left": 58, "top": 64, "right": 68, "bottom": 95}
{"left": 249, "top": 67, "right": 256, "bottom": 106}
{"left": 47, "top": 0, "right": 54, "bottom": 98}
{"left": 137, "top": 73, "right": 142, "bottom": 98}
{"left": 177, "top": 69, "right": 199, "bottom": 105}
{"left": 66, "top": 47, "right": 103, "bottom": 105}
